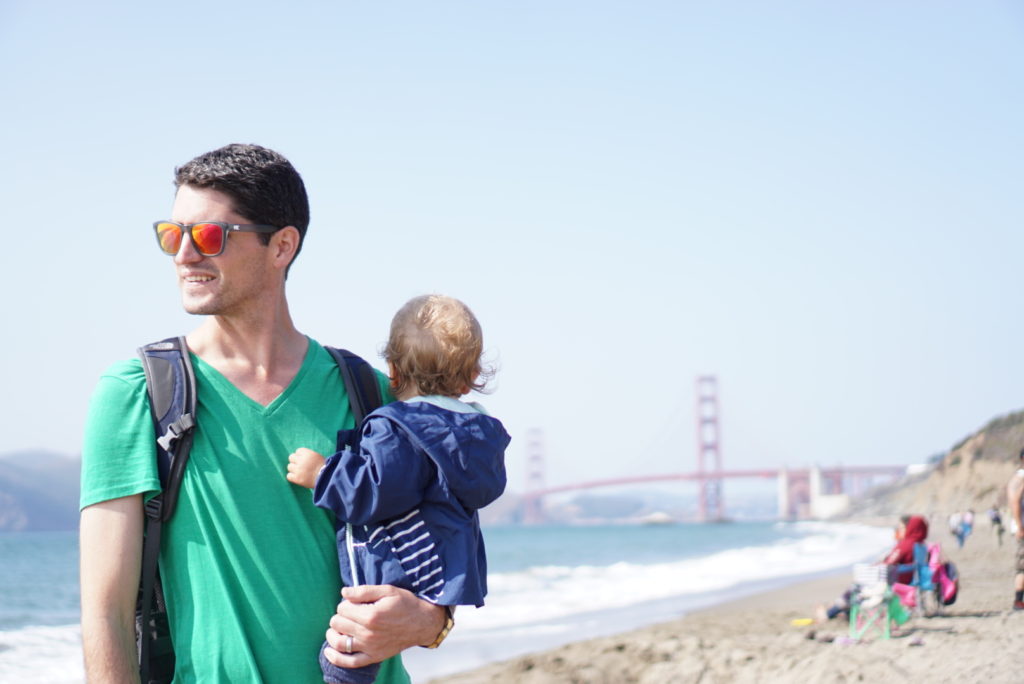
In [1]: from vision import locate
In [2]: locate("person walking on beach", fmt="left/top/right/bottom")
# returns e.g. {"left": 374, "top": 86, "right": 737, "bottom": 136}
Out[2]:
{"left": 949, "top": 510, "right": 966, "bottom": 548}
{"left": 79, "top": 144, "right": 448, "bottom": 682}
{"left": 1007, "top": 448, "right": 1024, "bottom": 611}
{"left": 287, "top": 294, "right": 510, "bottom": 684}
{"left": 961, "top": 509, "right": 975, "bottom": 545}
{"left": 988, "top": 504, "right": 1005, "bottom": 547}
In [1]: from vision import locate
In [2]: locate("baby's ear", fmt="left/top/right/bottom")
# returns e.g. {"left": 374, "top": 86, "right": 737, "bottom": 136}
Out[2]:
{"left": 462, "top": 371, "right": 481, "bottom": 395}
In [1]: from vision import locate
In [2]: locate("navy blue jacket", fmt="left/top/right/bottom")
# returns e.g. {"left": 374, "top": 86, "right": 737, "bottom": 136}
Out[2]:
{"left": 313, "top": 400, "right": 509, "bottom": 607}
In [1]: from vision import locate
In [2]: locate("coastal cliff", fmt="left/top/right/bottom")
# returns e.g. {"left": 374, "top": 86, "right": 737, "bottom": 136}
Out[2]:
{"left": 852, "top": 408, "right": 1024, "bottom": 518}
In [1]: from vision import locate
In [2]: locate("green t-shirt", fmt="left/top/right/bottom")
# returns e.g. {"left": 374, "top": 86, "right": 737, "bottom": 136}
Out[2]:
{"left": 80, "top": 339, "right": 408, "bottom": 684}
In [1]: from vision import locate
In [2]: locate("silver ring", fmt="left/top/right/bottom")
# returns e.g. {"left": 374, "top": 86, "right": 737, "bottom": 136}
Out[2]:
{"left": 345, "top": 635, "right": 354, "bottom": 654}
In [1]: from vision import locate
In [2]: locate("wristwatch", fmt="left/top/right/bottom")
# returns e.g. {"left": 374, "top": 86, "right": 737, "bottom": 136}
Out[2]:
{"left": 423, "top": 605, "right": 455, "bottom": 649}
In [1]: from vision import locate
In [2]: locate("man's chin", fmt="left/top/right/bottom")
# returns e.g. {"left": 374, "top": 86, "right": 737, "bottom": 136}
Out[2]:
{"left": 181, "top": 297, "right": 219, "bottom": 316}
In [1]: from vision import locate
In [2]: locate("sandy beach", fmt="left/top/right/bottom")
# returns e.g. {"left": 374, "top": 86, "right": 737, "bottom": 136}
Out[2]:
{"left": 429, "top": 525, "right": 1022, "bottom": 683}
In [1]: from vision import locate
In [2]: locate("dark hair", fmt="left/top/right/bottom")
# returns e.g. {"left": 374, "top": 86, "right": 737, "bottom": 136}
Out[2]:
{"left": 174, "top": 143, "right": 309, "bottom": 266}
{"left": 1019, "top": 447, "right": 1024, "bottom": 461}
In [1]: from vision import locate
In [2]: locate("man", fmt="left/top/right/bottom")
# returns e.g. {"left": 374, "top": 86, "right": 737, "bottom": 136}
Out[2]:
{"left": 1008, "top": 448, "right": 1024, "bottom": 611}
{"left": 80, "top": 144, "right": 445, "bottom": 682}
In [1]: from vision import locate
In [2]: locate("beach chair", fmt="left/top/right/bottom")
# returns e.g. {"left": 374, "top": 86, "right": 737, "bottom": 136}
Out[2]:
{"left": 848, "top": 564, "right": 910, "bottom": 640}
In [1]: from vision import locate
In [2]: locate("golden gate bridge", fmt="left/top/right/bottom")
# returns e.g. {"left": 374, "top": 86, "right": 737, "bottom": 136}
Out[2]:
{"left": 521, "top": 376, "right": 907, "bottom": 524}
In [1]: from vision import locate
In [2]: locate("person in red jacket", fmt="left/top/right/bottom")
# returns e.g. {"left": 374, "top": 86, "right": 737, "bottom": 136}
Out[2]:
{"left": 883, "top": 515, "right": 928, "bottom": 584}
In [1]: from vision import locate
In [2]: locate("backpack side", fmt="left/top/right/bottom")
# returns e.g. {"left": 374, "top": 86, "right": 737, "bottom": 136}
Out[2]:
{"left": 925, "top": 543, "right": 959, "bottom": 606}
{"left": 136, "top": 336, "right": 198, "bottom": 684}
{"left": 938, "top": 561, "right": 959, "bottom": 605}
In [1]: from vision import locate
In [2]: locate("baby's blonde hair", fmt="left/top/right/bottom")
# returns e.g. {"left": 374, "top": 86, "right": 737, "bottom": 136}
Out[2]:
{"left": 384, "top": 294, "right": 492, "bottom": 398}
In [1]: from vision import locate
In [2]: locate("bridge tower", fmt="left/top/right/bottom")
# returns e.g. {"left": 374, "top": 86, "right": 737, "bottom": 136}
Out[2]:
{"left": 695, "top": 376, "right": 724, "bottom": 521}
{"left": 523, "top": 428, "right": 546, "bottom": 524}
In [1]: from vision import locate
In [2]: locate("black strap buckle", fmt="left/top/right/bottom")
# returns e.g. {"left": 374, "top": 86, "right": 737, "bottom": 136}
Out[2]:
{"left": 145, "top": 495, "right": 164, "bottom": 521}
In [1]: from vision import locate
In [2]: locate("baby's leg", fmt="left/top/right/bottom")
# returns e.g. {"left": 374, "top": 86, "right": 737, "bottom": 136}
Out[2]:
{"left": 319, "top": 640, "right": 380, "bottom": 684}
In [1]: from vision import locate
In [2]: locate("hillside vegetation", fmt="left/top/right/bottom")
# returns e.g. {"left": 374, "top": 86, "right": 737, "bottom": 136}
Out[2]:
{"left": 852, "top": 409, "right": 1024, "bottom": 518}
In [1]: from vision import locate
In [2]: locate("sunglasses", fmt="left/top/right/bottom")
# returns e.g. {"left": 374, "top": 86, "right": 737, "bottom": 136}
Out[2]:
{"left": 153, "top": 221, "right": 280, "bottom": 257}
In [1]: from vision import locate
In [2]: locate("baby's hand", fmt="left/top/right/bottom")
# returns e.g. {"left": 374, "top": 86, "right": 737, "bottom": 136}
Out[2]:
{"left": 286, "top": 447, "right": 326, "bottom": 489}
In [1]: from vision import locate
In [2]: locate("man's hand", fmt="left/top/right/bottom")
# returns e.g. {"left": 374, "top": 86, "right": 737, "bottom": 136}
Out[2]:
{"left": 322, "top": 585, "right": 446, "bottom": 668}
{"left": 286, "top": 447, "right": 326, "bottom": 489}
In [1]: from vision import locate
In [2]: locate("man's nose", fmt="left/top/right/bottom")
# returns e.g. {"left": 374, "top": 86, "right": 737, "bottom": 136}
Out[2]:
{"left": 174, "top": 232, "right": 203, "bottom": 265}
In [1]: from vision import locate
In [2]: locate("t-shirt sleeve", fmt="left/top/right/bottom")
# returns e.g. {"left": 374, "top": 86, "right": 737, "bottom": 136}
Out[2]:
{"left": 375, "top": 368, "right": 396, "bottom": 405}
{"left": 80, "top": 359, "right": 161, "bottom": 510}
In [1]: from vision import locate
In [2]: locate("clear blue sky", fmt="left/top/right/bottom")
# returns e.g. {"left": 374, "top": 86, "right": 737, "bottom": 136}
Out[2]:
{"left": 2, "top": 1, "right": 1022, "bottom": 494}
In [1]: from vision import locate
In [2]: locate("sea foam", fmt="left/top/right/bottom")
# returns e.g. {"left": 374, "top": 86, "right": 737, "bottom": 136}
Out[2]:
{"left": 460, "top": 521, "right": 892, "bottom": 632}
{"left": 0, "top": 623, "right": 84, "bottom": 683}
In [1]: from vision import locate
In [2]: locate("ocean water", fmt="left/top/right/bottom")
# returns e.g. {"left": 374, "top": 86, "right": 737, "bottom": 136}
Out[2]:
{"left": 0, "top": 532, "right": 82, "bottom": 682}
{"left": 0, "top": 521, "right": 892, "bottom": 683}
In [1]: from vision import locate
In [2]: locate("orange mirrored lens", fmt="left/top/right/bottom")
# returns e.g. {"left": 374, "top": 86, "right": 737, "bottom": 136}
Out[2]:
{"left": 191, "top": 223, "right": 225, "bottom": 256}
{"left": 156, "top": 222, "right": 183, "bottom": 254}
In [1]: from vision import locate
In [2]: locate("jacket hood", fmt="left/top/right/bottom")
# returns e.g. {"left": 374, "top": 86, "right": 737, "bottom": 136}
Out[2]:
{"left": 905, "top": 515, "right": 928, "bottom": 543}
{"left": 376, "top": 402, "right": 510, "bottom": 510}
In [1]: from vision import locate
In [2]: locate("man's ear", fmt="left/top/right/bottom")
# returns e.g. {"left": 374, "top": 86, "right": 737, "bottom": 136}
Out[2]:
{"left": 271, "top": 226, "right": 301, "bottom": 269}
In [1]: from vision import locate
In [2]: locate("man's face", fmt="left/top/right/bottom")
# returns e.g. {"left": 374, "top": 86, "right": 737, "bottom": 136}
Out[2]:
{"left": 169, "top": 185, "right": 277, "bottom": 316}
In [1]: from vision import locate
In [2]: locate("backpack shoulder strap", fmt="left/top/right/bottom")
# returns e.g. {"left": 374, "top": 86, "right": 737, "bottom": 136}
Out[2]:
{"left": 324, "top": 347, "right": 384, "bottom": 591}
{"left": 136, "top": 335, "right": 197, "bottom": 683}
{"left": 324, "top": 347, "right": 384, "bottom": 425}
{"left": 137, "top": 336, "right": 198, "bottom": 521}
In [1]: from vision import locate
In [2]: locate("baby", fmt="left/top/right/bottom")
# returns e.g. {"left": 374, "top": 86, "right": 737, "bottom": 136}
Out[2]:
{"left": 287, "top": 294, "right": 510, "bottom": 684}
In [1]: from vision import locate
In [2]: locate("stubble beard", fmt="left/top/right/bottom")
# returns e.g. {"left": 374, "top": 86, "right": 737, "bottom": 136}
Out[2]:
{"left": 180, "top": 276, "right": 269, "bottom": 319}
{"left": 180, "top": 281, "right": 235, "bottom": 317}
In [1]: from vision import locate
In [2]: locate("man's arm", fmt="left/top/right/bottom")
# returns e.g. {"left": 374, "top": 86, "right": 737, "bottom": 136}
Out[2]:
{"left": 322, "top": 585, "right": 446, "bottom": 668}
{"left": 80, "top": 495, "right": 144, "bottom": 683}
{"left": 1009, "top": 475, "right": 1024, "bottom": 539}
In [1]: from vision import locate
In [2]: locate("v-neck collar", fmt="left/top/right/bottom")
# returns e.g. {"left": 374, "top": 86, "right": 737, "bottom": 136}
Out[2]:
{"left": 190, "top": 337, "right": 316, "bottom": 416}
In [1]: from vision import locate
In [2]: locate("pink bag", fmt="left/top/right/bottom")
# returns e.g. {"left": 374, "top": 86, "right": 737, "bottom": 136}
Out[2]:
{"left": 928, "top": 543, "right": 960, "bottom": 605}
